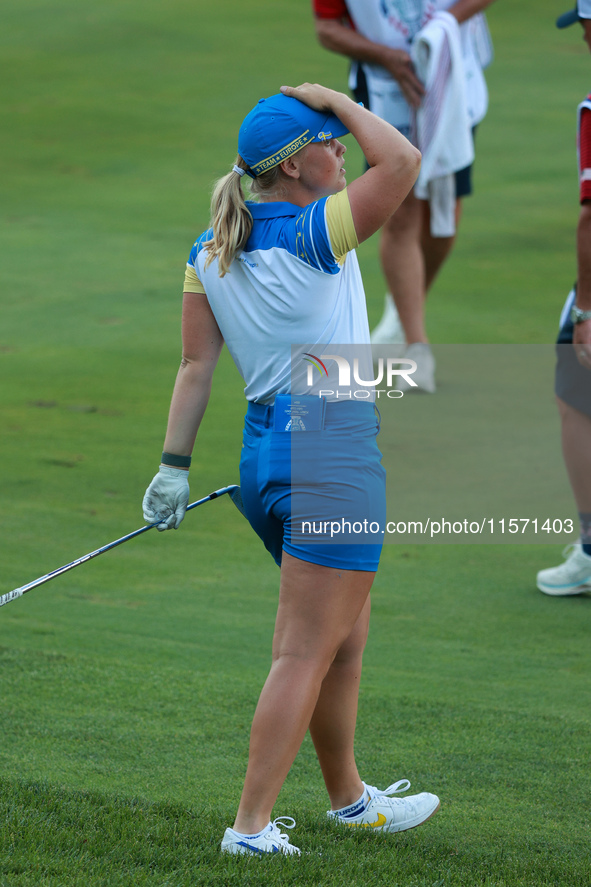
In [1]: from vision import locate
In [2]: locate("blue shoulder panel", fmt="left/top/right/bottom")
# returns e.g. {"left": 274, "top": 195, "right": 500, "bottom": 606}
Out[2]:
{"left": 187, "top": 198, "right": 340, "bottom": 276}
{"left": 188, "top": 229, "right": 213, "bottom": 266}
{"left": 245, "top": 198, "right": 339, "bottom": 275}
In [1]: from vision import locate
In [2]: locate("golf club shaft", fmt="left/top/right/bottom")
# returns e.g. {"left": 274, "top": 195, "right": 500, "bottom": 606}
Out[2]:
{"left": 0, "top": 485, "right": 240, "bottom": 608}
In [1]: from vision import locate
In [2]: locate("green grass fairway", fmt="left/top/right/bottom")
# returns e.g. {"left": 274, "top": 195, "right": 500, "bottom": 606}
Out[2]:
{"left": 2, "top": 1, "right": 591, "bottom": 884}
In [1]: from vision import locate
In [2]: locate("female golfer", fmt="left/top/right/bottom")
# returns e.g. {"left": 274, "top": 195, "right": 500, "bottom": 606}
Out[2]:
{"left": 142, "top": 83, "right": 439, "bottom": 855}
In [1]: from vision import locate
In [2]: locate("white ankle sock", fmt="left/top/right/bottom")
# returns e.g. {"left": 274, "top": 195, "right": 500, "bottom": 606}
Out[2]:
{"left": 333, "top": 786, "right": 369, "bottom": 816}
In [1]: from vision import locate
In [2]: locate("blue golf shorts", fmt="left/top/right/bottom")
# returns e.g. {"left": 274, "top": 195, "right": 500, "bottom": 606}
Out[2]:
{"left": 239, "top": 400, "right": 386, "bottom": 572}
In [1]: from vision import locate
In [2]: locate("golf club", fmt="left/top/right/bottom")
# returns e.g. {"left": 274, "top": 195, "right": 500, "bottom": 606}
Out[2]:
{"left": 0, "top": 484, "right": 245, "bottom": 609}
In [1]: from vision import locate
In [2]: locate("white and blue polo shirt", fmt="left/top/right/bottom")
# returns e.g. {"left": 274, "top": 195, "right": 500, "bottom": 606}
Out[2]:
{"left": 184, "top": 188, "right": 371, "bottom": 403}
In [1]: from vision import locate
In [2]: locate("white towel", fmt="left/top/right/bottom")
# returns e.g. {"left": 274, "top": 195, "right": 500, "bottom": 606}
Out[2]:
{"left": 461, "top": 12, "right": 491, "bottom": 126}
{"left": 411, "top": 11, "right": 474, "bottom": 237}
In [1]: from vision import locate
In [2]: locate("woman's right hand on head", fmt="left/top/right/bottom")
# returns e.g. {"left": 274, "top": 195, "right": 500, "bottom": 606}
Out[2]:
{"left": 142, "top": 466, "right": 190, "bottom": 531}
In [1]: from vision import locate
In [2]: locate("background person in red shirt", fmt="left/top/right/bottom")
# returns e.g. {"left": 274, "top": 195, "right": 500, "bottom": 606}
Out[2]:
{"left": 312, "top": 0, "right": 495, "bottom": 392}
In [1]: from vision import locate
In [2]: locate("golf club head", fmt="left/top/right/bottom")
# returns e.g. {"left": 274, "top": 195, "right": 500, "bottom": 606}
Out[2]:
{"left": 227, "top": 485, "right": 245, "bottom": 517}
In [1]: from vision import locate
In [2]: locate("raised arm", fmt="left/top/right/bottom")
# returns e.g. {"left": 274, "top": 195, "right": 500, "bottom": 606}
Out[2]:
{"left": 280, "top": 83, "right": 421, "bottom": 243}
{"left": 313, "top": 17, "right": 425, "bottom": 108}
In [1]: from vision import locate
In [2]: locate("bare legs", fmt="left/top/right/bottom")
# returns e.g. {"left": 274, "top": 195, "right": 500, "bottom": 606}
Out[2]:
{"left": 380, "top": 191, "right": 426, "bottom": 344}
{"left": 232, "top": 552, "right": 375, "bottom": 835}
{"left": 557, "top": 396, "right": 591, "bottom": 513}
{"left": 309, "top": 595, "right": 371, "bottom": 810}
{"left": 421, "top": 198, "right": 463, "bottom": 294}
{"left": 378, "top": 190, "right": 463, "bottom": 345}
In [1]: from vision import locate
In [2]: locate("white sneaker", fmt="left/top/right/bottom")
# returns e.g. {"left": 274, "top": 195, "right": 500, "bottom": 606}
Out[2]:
{"left": 394, "top": 343, "right": 436, "bottom": 394}
{"left": 220, "top": 816, "right": 301, "bottom": 856}
{"left": 327, "top": 779, "right": 440, "bottom": 833}
{"left": 371, "top": 294, "right": 405, "bottom": 345}
{"left": 536, "top": 543, "right": 591, "bottom": 596}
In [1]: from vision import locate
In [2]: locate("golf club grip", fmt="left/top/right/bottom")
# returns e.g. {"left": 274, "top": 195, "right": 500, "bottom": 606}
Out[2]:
{"left": 0, "top": 486, "right": 240, "bottom": 608}
{"left": 187, "top": 487, "right": 228, "bottom": 511}
{"left": 0, "top": 588, "right": 25, "bottom": 607}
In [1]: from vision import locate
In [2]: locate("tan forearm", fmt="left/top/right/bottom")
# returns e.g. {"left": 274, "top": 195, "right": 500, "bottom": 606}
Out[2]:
{"left": 162, "top": 359, "right": 215, "bottom": 457}
{"left": 306, "top": 87, "right": 418, "bottom": 172}
{"left": 316, "top": 17, "right": 401, "bottom": 68}
{"left": 314, "top": 18, "right": 424, "bottom": 107}
{"left": 446, "top": 0, "right": 496, "bottom": 25}
{"left": 160, "top": 291, "right": 223, "bottom": 458}
{"left": 573, "top": 203, "right": 591, "bottom": 350}
{"left": 280, "top": 84, "right": 420, "bottom": 240}
{"left": 577, "top": 203, "right": 591, "bottom": 311}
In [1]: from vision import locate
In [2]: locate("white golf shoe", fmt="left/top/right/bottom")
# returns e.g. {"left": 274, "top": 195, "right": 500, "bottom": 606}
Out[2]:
{"left": 370, "top": 294, "right": 405, "bottom": 345}
{"left": 221, "top": 816, "right": 300, "bottom": 856}
{"left": 328, "top": 779, "right": 440, "bottom": 833}
{"left": 536, "top": 543, "right": 591, "bottom": 596}
{"left": 394, "top": 342, "right": 436, "bottom": 394}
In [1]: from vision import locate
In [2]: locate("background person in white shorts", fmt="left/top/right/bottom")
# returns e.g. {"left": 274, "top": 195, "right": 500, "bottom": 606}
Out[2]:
{"left": 142, "top": 84, "right": 440, "bottom": 856}
{"left": 537, "top": 1, "right": 591, "bottom": 596}
{"left": 313, "top": 0, "right": 495, "bottom": 392}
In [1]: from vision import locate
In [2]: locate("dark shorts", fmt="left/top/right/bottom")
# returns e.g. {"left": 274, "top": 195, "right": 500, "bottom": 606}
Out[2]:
{"left": 352, "top": 64, "right": 474, "bottom": 199}
{"left": 239, "top": 400, "right": 386, "bottom": 571}
{"left": 555, "top": 284, "right": 591, "bottom": 417}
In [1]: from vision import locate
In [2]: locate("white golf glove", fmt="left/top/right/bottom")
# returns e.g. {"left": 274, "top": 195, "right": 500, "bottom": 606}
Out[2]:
{"left": 142, "top": 466, "right": 190, "bottom": 531}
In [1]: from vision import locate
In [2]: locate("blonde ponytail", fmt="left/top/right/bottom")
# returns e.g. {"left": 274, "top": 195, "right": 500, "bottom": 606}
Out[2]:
{"left": 203, "top": 157, "right": 252, "bottom": 278}
{"left": 203, "top": 157, "right": 287, "bottom": 277}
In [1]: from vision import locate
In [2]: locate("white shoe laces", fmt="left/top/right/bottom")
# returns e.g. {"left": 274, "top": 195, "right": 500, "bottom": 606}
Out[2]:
{"left": 365, "top": 779, "right": 411, "bottom": 805}
{"left": 562, "top": 543, "right": 578, "bottom": 560}
{"left": 270, "top": 816, "right": 296, "bottom": 846}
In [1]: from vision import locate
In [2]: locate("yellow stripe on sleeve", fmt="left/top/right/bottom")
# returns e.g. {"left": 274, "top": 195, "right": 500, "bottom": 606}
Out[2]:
{"left": 326, "top": 188, "right": 359, "bottom": 264}
{"left": 184, "top": 264, "right": 206, "bottom": 294}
